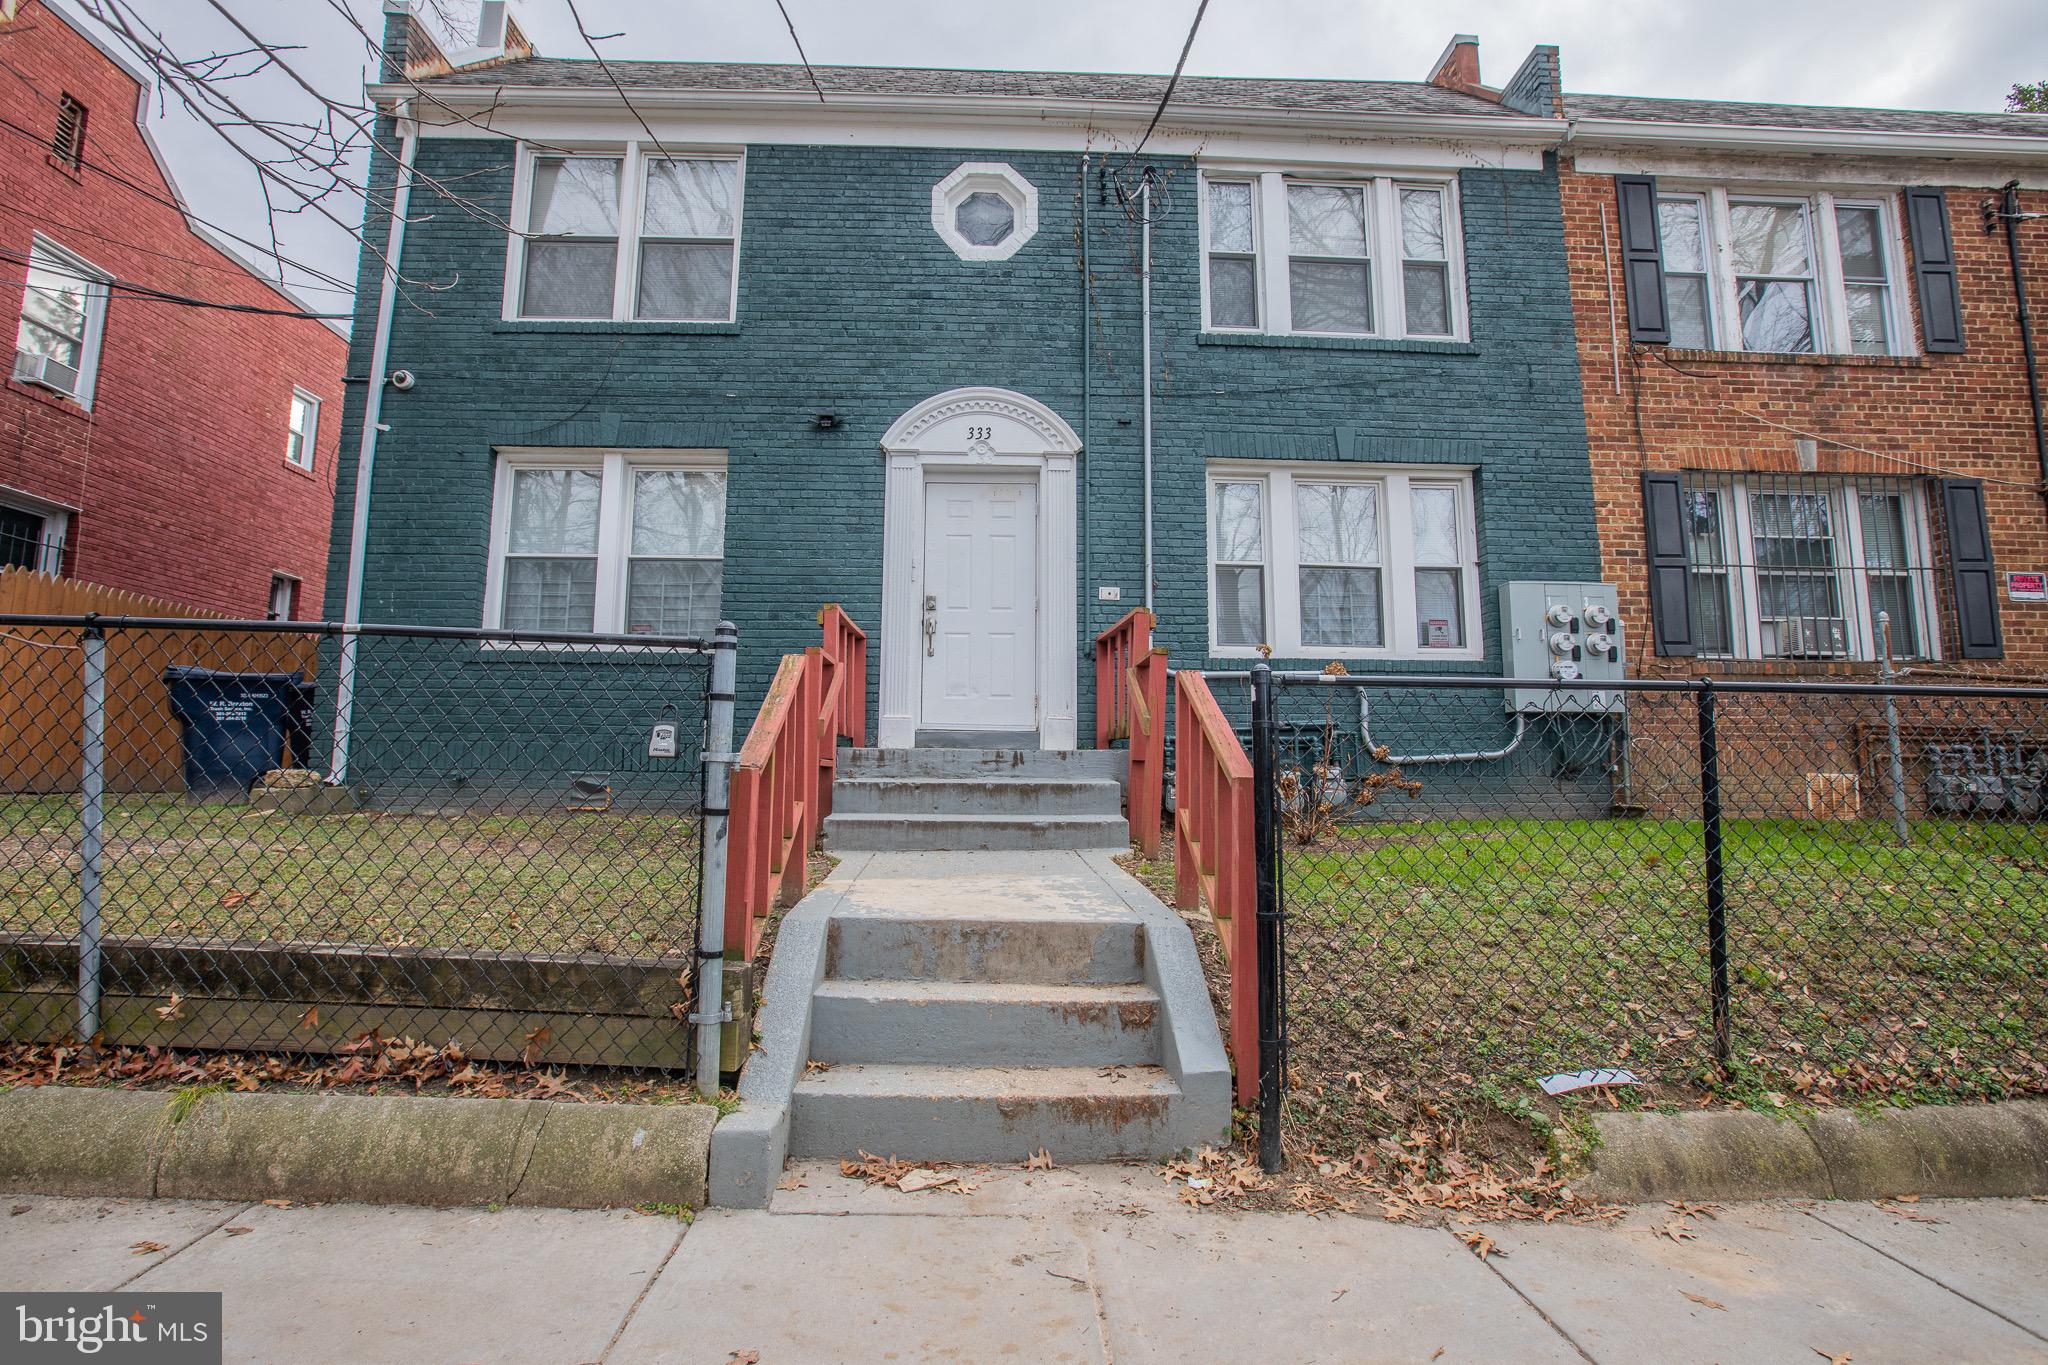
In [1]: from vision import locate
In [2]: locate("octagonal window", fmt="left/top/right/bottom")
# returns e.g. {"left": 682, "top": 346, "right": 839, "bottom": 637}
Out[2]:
{"left": 955, "top": 192, "right": 1016, "bottom": 247}
{"left": 932, "top": 163, "right": 1038, "bottom": 261}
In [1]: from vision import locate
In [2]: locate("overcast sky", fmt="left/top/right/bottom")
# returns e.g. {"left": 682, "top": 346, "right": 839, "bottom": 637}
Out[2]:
{"left": 93, "top": 0, "right": 2048, "bottom": 315}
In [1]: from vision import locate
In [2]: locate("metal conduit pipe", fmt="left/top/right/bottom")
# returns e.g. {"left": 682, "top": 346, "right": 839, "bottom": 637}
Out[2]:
{"left": 1357, "top": 691, "right": 1526, "bottom": 766}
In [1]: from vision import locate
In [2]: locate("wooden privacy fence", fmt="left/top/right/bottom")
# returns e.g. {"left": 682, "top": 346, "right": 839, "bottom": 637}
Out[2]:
{"left": 1174, "top": 669, "right": 1258, "bottom": 1104}
{"left": 725, "top": 605, "right": 867, "bottom": 959}
{"left": 0, "top": 570, "right": 318, "bottom": 793}
{"left": 1094, "top": 607, "right": 1166, "bottom": 853}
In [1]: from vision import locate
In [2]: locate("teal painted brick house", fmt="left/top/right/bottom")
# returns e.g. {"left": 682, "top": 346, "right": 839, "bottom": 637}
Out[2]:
{"left": 328, "top": 12, "right": 1601, "bottom": 773}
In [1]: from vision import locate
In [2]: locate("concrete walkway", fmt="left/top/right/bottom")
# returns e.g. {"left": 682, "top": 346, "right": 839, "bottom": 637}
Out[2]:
{"left": 8, "top": 1168, "right": 2046, "bottom": 1363}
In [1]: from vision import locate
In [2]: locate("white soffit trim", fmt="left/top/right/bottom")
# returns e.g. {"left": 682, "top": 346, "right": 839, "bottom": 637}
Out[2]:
{"left": 1569, "top": 118, "right": 2048, "bottom": 173}
{"left": 369, "top": 84, "right": 1563, "bottom": 168}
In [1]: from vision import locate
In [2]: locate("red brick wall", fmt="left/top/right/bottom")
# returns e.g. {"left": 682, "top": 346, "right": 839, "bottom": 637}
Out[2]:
{"left": 1560, "top": 158, "right": 2048, "bottom": 680}
{"left": 0, "top": 0, "right": 346, "bottom": 618}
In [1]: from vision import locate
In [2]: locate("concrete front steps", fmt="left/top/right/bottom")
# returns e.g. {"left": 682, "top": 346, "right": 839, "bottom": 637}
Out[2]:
{"left": 708, "top": 851, "right": 1232, "bottom": 1204}
{"left": 822, "top": 748, "right": 1128, "bottom": 852}
{"left": 789, "top": 887, "right": 1206, "bottom": 1163}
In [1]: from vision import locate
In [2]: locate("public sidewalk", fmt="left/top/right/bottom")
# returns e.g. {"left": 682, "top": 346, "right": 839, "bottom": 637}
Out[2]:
{"left": 6, "top": 1163, "right": 2046, "bottom": 1364}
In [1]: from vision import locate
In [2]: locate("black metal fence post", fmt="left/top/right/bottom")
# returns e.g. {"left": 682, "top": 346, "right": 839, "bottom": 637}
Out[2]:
{"left": 1695, "top": 678, "right": 1734, "bottom": 1075}
{"left": 1250, "top": 662, "right": 1284, "bottom": 1173}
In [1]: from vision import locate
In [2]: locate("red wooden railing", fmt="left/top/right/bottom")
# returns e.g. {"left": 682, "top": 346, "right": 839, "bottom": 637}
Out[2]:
{"left": 1093, "top": 608, "right": 1166, "bottom": 854}
{"left": 725, "top": 606, "right": 867, "bottom": 959}
{"left": 1174, "top": 670, "right": 1258, "bottom": 1104}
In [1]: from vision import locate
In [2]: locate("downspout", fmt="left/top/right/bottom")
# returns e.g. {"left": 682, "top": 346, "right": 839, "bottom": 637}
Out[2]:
{"left": 1081, "top": 153, "right": 1092, "bottom": 638}
{"left": 1999, "top": 180, "right": 2048, "bottom": 511}
{"left": 329, "top": 105, "right": 418, "bottom": 784}
{"left": 1140, "top": 170, "right": 1155, "bottom": 612}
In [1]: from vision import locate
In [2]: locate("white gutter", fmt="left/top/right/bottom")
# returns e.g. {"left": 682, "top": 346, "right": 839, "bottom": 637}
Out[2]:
{"left": 366, "top": 81, "right": 1572, "bottom": 146}
{"left": 329, "top": 106, "right": 419, "bottom": 785}
{"left": 1567, "top": 117, "right": 2048, "bottom": 164}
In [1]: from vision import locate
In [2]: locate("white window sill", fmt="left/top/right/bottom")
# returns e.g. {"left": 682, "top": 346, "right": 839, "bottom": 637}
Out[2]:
{"left": 1206, "top": 646, "right": 1488, "bottom": 664}
{"left": 1198, "top": 331, "right": 1476, "bottom": 354}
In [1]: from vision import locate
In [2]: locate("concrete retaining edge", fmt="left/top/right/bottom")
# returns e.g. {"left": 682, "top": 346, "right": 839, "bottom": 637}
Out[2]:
{"left": 1581, "top": 1100, "right": 2048, "bottom": 1204}
{"left": 0, "top": 1085, "right": 716, "bottom": 1210}
{"left": 707, "top": 853, "right": 872, "bottom": 1208}
{"left": 1079, "top": 849, "right": 1233, "bottom": 1132}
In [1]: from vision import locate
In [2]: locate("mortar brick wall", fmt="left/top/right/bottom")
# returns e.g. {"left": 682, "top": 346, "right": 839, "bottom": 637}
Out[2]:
{"left": 1559, "top": 159, "right": 2048, "bottom": 681}
{"left": 0, "top": 1, "right": 345, "bottom": 617}
{"left": 328, "top": 135, "right": 1599, "bottom": 750}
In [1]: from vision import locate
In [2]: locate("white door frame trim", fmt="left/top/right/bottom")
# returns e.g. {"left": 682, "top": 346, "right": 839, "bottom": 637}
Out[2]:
{"left": 878, "top": 387, "right": 1081, "bottom": 750}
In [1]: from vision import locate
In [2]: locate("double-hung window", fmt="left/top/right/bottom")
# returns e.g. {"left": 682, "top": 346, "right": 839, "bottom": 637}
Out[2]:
{"left": 1653, "top": 188, "right": 1911, "bottom": 356}
{"left": 12, "top": 235, "right": 108, "bottom": 406}
{"left": 285, "top": 389, "right": 319, "bottom": 471}
{"left": 1208, "top": 463, "right": 1480, "bottom": 658}
{"left": 1677, "top": 473, "right": 1938, "bottom": 661}
{"left": 486, "top": 451, "right": 727, "bottom": 639}
{"left": 1201, "top": 171, "right": 1465, "bottom": 340}
{"left": 511, "top": 146, "right": 742, "bottom": 322}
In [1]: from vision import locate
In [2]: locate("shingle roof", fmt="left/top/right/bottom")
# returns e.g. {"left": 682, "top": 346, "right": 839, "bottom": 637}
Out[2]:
{"left": 418, "top": 57, "right": 1527, "bottom": 119}
{"left": 1564, "top": 92, "right": 2048, "bottom": 139}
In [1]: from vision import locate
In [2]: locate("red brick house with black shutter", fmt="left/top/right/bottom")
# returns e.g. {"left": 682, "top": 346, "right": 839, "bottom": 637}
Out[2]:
{"left": 1558, "top": 90, "right": 2048, "bottom": 680}
{"left": 0, "top": 0, "right": 345, "bottom": 617}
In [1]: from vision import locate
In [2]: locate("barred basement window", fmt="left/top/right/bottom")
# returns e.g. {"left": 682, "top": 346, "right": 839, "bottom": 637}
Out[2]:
{"left": 52, "top": 94, "right": 86, "bottom": 170}
{"left": 1678, "top": 472, "right": 1939, "bottom": 661}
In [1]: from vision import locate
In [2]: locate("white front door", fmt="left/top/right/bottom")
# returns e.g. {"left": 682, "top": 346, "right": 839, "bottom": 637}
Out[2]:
{"left": 921, "top": 477, "right": 1038, "bottom": 731}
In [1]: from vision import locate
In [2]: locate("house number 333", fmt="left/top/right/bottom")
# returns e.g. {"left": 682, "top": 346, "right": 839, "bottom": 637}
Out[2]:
{"left": 966, "top": 426, "right": 993, "bottom": 441}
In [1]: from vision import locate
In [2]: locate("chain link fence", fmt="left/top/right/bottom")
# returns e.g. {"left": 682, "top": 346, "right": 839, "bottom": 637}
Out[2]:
{"left": 1249, "top": 672, "right": 2048, "bottom": 1140}
{"left": 0, "top": 616, "right": 717, "bottom": 1074}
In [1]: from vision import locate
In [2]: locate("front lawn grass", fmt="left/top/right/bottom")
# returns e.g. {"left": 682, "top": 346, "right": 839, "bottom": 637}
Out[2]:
{"left": 1133, "top": 813, "right": 2048, "bottom": 1120}
{"left": 0, "top": 795, "right": 703, "bottom": 956}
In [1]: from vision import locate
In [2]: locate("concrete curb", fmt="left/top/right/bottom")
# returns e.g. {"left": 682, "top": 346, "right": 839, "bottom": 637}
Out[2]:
{"left": 707, "top": 853, "right": 873, "bottom": 1209}
{"left": 0, "top": 1085, "right": 715, "bottom": 1210}
{"left": 1581, "top": 1100, "right": 2048, "bottom": 1204}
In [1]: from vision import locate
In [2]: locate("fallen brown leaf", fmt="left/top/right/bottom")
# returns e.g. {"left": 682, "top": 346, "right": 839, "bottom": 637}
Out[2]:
{"left": 1812, "top": 1351, "right": 1852, "bottom": 1365}
{"left": 9, "top": 1204, "right": 29, "bottom": 1216}
{"left": 152, "top": 994, "right": 184, "bottom": 1023}
{"left": 1023, "top": 1148, "right": 1055, "bottom": 1171}
{"left": 129, "top": 1240, "right": 168, "bottom": 1255}
{"left": 1681, "top": 1290, "right": 1726, "bottom": 1311}
{"left": 1454, "top": 1229, "right": 1499, "bottom": 1260}
{"left": 222, "top": 1226, "right": 253, "bottom": 1237}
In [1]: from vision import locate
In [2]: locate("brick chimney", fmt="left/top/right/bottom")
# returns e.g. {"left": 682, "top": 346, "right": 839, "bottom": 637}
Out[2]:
{"left": 1426, "top": 34, "right": 1498, "bottom": 101}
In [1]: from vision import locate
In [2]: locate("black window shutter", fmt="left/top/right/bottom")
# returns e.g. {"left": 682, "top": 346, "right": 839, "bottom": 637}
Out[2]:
{"left": 1614, "top": 175, "right": 1671, "bottom": 344}
{"left": 1641, "top": 471, "right": 1696, "bottom": 656}
{"left": 1940, "top": 477, "right": 2003, "bottom": 658}
{"left": 1905, "top": 188, "right": 1966, "bottom": 354}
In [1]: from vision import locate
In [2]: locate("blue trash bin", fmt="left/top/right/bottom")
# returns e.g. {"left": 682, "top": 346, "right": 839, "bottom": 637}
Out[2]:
{"left": 162, "top": 666, "right": 314, "bottom": 800}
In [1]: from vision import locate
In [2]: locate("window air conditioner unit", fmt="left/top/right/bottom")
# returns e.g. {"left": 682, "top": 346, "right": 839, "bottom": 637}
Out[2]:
{"left": 12, "top": 351, "right": 79, "bottom": 397}
{"left": 1761, "top": 615, "right": 1849, "bottom": 659}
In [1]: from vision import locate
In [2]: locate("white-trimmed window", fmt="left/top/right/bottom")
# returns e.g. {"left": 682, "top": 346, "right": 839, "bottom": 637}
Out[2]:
{"left": 1654, "top": 188, "right": 1912, "bottom": 356}
{"left": 285, "top": 389, "right": 319, "bottom": 471}
{"left": 268, "top": 574, "right": 299, "bottom": 621}
{"left": 1207, "top": 463, "right": 1481, "bottom": 659}
{"left": 508, "top": 146, "right": 742, "bottom": 322}
{"left": 485, "top": 451, "right": 727, "bottom": 638}
{"left": 1200, "top": 171, "right": 1467, "bottom": 341}
{"left": 11, "top": 235, "right": 109, "bottom": 406}
{"left": 1678, "top": 473, "right": 1939, "bottom": 661}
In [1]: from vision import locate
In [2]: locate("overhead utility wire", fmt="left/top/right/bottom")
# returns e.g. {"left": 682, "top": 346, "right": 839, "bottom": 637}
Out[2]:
{"left": 772, "top": 0, "right": 828, "bottom": 103}
{"left": 0, "top": 247, "right": 352, "bottom": 320}
{"left": 1129, "top": 0, "right": 1209, "bottom": 161}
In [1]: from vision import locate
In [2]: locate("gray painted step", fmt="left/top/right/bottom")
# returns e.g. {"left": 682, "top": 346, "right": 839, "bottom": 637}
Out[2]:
{"left": 787, "top": 1063, "right": 1185, "bottom": 1162}
{"left": 831, "top": 777, "right": 1123, "bottom": 817}
{"left": 809, "top": 979, "right": 1162, "bottom": 1066}
{"left": 839, "top": 748, "right": 1127, "bottom": 783}
{"left": 827, "top": 914, "right": 1146, "bottom": 985}
{"left": 822, "top": 812, "right": 1129, "bottom": 852}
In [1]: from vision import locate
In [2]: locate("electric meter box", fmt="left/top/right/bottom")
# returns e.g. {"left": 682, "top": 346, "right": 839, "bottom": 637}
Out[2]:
{"left": 1499, "top": 581, "right": 1626, "bottom": 715}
